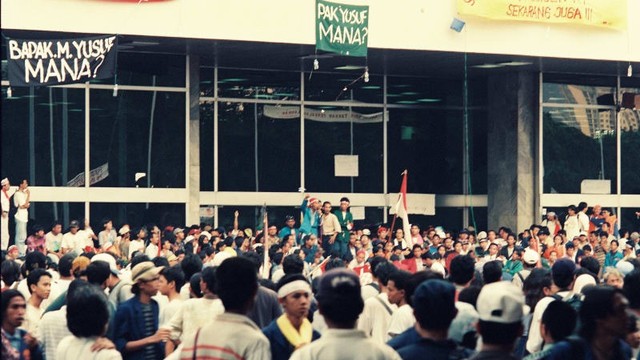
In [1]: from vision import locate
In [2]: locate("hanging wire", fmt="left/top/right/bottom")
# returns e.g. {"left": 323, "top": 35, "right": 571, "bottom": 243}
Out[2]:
{"left": 463, "top": 51, "right": 477, "bottom": 233}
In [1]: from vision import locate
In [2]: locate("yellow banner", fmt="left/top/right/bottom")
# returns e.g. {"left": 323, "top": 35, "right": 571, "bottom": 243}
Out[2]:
{"left": 457, "top": 0, "right": 627, "bottom": 29}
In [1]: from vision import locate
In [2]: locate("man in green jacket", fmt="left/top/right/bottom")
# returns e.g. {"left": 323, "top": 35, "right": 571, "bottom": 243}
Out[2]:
{"left": 334, "top": 197, "right": 353, "bottom": 258}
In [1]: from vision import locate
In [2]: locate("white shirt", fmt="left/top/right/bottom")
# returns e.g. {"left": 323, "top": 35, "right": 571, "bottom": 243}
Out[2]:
{"left": 37, "top": 306, "right": 72, "bottom": 360}
{"left": 564, "top": 215, "right": 581, "bottom": 241}
{"left": 290, "top": 329, "right": 401, "bottom": 360}
{"left": 430, "top": 261, "right": 446, "bottom": 276}
{"left": 159, "top": 298, "right": 183, "bottom": 327}
{"left": 1, "top": 187, "right": 16, "bottom": 212}
{"left": 387, "top": 304, "right": 414, "bottom": 337}
{"left": 357, "top": 292, "right": 397, "bottom": 344}
{"left": 13, "top": 189, "right": 28, "bottom": 222}
{"left": 578, "top": 212, "right": 590, "bottom": 233}
{"left": 23, "top": 302, "right": 45, "bottom": 333}
{"left": 145, "top": 243, "right": 159, "bottom": 259}
{"left": 56, "top": 336, "right": 122, "bottom": 360}
{"left": 45, "top": 231, "right": 63, "bottom": 253}
{"left": 167, "top": 297, "right": 225, "bottom": 341}
{"left": 526, "top": 291, "right": 572, "bottom": 354}
{"left": 128, "top": 239, "right": 144, "bottom": 259}
{"left": 62, "top": 231, "right": 88, "bottom": 254}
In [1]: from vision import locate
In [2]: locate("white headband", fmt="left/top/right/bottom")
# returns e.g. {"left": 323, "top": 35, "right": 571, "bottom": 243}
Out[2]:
{"left": 277, "top": 280, "right": 311, "bottom": 299}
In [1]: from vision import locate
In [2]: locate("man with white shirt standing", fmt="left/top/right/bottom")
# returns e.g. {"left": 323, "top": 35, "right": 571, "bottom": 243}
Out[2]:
{"left": 13, "top": 179, "right": 30, "bottom": 256}
{"left": 1, "top": 178, "right": 16, "bottom": 251}
{"left": 358, "top": 261, "right": 398, "bottom": 344}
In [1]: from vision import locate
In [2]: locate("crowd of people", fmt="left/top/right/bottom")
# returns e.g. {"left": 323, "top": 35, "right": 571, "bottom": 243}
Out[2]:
{"left": 2, "top": 185, "right": 640, "bottom": 359}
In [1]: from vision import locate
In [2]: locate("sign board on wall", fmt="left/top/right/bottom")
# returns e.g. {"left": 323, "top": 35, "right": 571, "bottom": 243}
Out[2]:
{"left": 457, "top": 0, "right": 627, "bottom": 29}
{"left": 6, "top": 35, "right": 117, "bottom": 86}
{"left": 316, "top": 0, "right": 369, "bottom": 56}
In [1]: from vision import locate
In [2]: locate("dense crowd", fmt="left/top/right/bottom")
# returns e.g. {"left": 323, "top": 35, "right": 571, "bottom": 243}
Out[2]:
{"left": 2, "top": 180, "right": 640, "bottom": 359}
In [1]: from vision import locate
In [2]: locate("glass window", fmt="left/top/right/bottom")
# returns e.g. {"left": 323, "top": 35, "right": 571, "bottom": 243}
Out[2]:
{"left": 218, "top": 102, "right": 301, "bottom": 192}
{"left": 620, "top": 208, "right": 640, "bottom": 233}
{"left": 543, "top": 107, "right": 617, "bottom": 194}
{"left": 200, "top": 99, "right": 214, "bottom": 191}
{"left": 304, "top": 106, "right": 383, "bottom": 193}
{"left": 1, "top": 86, "right": 85, "bottom": 187}
{"left": 31, "top": 202, "right": 85, "bottom": 234}
{"left": 90, "top": 202, "right": 185, "bottom": 230}
{"left": 200, "top": 67, "right": 215, "bottom": 98}
{"left": 387, "top": 76, "right": 462, "bottom": 106}
{"left": 89, "top": 89, "right": 186, "bottom": 188}
{"left": 542, "top": 74, "right": 616, "bottom": 105}
{"left": 305, "top": 72, "right": 382, "bottom": 103}
{"left": 218, "top": 68, "right": 300, "bottom": 101}
{"left": 620, "top": 81, "right": 640, "bottom": 194}
{"left": 91, "top": 52, "right": 186, "bottom": 87}
{"left": 387, "top": 108, "right": 463, "bottom": 194}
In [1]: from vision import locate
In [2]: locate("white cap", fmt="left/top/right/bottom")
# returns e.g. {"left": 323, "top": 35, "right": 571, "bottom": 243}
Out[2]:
{"left": 362, "top": 229, "right": 371, "bottom": 236}
{"left": 91, "top": 253, "right": 119, "bottom": 276}
{"left": 477, "top": 231, "right": 488, "bottom": 241}
{"left": 477, "top": 281, "right": 528, "bottom": 324}
{"left": 0, "top": 178, "right": 8, "bottom": 186}
{"left": 573, "top": 273, "right": 596, "bottom": 295}
{"left": 522, "top": 249, "right": 540, "bottom": 265}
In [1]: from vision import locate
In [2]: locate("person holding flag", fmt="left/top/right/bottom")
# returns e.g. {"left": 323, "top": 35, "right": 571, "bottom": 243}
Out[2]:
{"left": 390, "top": 170, "right": 411, "bottom": 249}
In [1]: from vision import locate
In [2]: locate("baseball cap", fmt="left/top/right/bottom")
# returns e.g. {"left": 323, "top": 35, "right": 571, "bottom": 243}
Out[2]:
{"left": 477, "top": 281, "right": 528, "bottom": 324}
{"left": 0, "top": 178, "right": 8, "bottom": 186}
{"left": 285, "top": 215, "right": 295, "bottom": 221}
{"left": 477, "top": 231, "right": 488, "bottom": 241}
{"left": 522, "top": 249, "right": 540, "bottom": 265}
{"left": 91, "top": 253, "right": 119, "bottom": 276}
{"left": 173, "top": 227, "right": 184, "bottom": 235}
{"left": 118, "top": 225, "right": 131, "bottom": 236}
{"left": 538, "top": 227, "right": 550, "bottom": 236}
{"left": 69, "top": 220, "right": 80, "bottom": 228}
{"left": 362, "top": 229, "right": 371, "bottom": 236}
{"left": 131, "top": 261, "right": 163, "bottom": 283}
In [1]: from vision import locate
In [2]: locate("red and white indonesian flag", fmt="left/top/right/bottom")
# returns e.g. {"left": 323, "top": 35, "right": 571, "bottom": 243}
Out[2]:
{"left": 394, "top": 171, "right": 411, "bottom": 243}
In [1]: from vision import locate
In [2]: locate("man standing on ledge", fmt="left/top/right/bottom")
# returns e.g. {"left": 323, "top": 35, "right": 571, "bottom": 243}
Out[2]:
{"left": 334, "top": 197, "right": 353, "bottom": 258}
{"left": 13, "top": 179, "right": 30, "bottom": 257}
{"left": 320, "top": 201, "right": 342, "bottom": 258}
{"left": 1, "top": 178, "right": 16, "bottom": 251}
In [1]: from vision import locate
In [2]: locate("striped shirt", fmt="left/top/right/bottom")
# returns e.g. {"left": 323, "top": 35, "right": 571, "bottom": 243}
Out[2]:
{"left": 141, "top": 303, "right": 158, "bottom": 360}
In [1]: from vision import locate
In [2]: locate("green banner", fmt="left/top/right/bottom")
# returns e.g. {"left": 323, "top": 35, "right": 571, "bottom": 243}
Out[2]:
{"left": 316, "top": 0, "right": 369, "bottom": 57}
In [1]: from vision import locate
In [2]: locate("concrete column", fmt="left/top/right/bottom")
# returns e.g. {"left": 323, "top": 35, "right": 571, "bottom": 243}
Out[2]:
{"left": 487, "top": 72, "right": 538, "bottom": 233}
{"left": 187, "top": 54, "right": 200, "bottom": 225}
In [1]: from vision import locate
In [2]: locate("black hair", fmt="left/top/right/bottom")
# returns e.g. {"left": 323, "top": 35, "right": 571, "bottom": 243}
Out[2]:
{"left": 85, "top": 261, "right": 111, "bottom": 286}
{"left": 67, "top": 283, "right": 110, "bottom": 337}
{"left": 541, "top": 300, "right": 577, "bottom": 343}
{"left": 387, "top": 270, "right": 411, "bottom": 291}
{"left": 578, "top": 202, "right": 587, "bottom": 211}
{"left": 24, "top": 251, "right": 47, "bottom": 276}
{"left": 58, "top": 253, "right": 77, "bottom": 277}
{"left": 1, "top": 290, "right": 25, "bottom": 317}
{"left": 276, "top": 274, "right": 309, "bottom": 294}
{"left": 623, "top": 269, "right": 640, "bottom": 310}
{"left": 1, "top": 260, "right": 22, "bottom": 288}
{"left": 339, "top": 197, "right": 350, "bottom": 203}
{"left": 373, "top": 261, "right": 396, "bottom": 287}
{"left": 368, "top": 256, "right": 387, "bottom": 275}
{"left": 271, "top": 252, "right": 284, "bottom": 267}
{"left": 200, "top": 266, "right": 216, "bottom": 295}
{"left": 317, "top": 273, "right": 363, "bottom": 325}
{"left": 27, "top": 268, "right": 51, "bottom": 294}
{"left": 282, "top": 255, "right": 304, "bottom": 275}
{"left": 449, "top": 255, "right": 475, "bottom": 286}
{"left": 458, "top": 286, "right": 481, "bottom": 308}
{"left": 523, "top": 268, "right": 552, "bottom": 311}
{"left": 482, "top": 261, "right": 503, "bottom": 284}
{"left": 130, "top": 254, "right": 150, "bottom": 269}
{"left": 610, "top": 239, "right": 619, "bottom": 247}
{"left": 160, "top": 265, "right": 186, "bottom": 292}
{"left": 215, "top": 257, "right": 258, "bottom": 311}
{"left": 152, "top": 257, "right": 170, "bottom": 268}
{"left": 189, "top": 273, "right": 203, "bottom": 298}
{"left": 325, "top": 258, "right": 345, "bottom": 271}
{"left": 241, "top": 251, "right": 262, "bottom": 273}
{"left": 579, "top": 285, "right": 625, "bottom": 340}
{"left": 579, "top": 257, "right": 600, "bottom": 279}
{"left": 413, "top": 280, "right": 458, "bottom": 331}
{"left": 50, "top": 219, "right": 63, "bottom": 229}
{"left": 180, "top": 254, "right": 203, "bottom": 281}
{"left": 477, "top": 321, "right": 521, "bottom": 345}
{"left": 404, "top": 270, "right": 443, "bottom": 306}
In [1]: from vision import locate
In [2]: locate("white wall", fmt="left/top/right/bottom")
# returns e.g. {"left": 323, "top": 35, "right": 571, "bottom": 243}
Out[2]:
{"left": 2, "top": 0, "right": 638, "bottom": 61}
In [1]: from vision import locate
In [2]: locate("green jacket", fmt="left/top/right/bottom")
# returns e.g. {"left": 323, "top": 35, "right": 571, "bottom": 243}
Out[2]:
{"left": 334, "top": 210, "right": 353, "bottom": 243}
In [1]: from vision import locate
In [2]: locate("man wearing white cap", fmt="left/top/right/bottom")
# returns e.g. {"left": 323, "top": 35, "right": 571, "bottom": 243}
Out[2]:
{"left": 512, "top": 249, "right": 540, "bottom": 289}
{"left": 1, "top": 177, "right": 16, "bottom": 251}
{"left": 468, "top": 282, "right": 528, "bottom": 360}
{"left": 263, "top": 274, "right": 320, "bottom": 360}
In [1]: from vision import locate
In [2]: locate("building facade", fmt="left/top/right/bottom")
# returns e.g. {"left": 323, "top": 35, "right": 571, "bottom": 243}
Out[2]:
{"left": 1, "top": 0, "right": 639, "bottom": 233}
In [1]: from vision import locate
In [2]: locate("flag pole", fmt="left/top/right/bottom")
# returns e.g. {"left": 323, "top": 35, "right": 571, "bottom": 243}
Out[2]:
{"left": 389, "top": 170, "right": 407, "bottom": 240}
{"left": 262, "top": 203, "right": 269, "bottom": 280}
